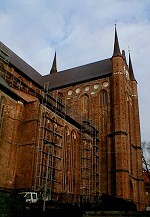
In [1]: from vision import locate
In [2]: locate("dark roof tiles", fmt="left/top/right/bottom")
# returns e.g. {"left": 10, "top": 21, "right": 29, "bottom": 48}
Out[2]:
{"left": 0, "top": 42, "right": 43, "bottom": 87}
{"left": 1, "top": 41, "right": 112, "bottom": 90}
{"left": 43, "top": 58, "right": 112, "bottom": 90}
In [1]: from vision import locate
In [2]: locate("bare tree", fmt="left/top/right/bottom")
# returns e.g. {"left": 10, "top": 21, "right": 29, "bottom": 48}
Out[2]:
{"left": 142, "top": 141, "right": 150, "bottom": 181}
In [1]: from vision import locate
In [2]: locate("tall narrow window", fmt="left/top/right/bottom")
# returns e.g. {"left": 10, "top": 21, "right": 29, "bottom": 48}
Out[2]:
{"left": 44, "top": 112, "right": 50, "bottom": 141}
{"left": 81, "top": 94, "right": 89, "bottom": 116}
{"left": 100, "top": 90, "right": 108, "bottom": 137}
{"left": 100, "top": 90, "right": 108, "bottom": 106}
{"left": 57, "top": 92, "right": 63, "bottom": 111}
{"left": 63, "top": 126, "right": 70, "bottom": 191}
{"left": 70, "top": 131, "right": 76, "bottom": 193}
{"left": 51, "top": 117, "right": 57, "bottom": 144}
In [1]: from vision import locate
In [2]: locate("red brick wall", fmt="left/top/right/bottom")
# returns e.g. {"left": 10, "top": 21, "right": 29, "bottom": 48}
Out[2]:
{"left": 0, "top": 92, "right": 23, "bottom": 188}
{"left": 0, "top": 54, "right": 145, "bottom": 209}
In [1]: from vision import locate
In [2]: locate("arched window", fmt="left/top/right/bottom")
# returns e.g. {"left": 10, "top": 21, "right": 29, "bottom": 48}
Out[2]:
{"left": 51, "top": 117, "right": 57, "bottom": 144}
{"left": 81, "top": 94, "right": 89, "bottom": 116}
{"left": 100, "top": 91, "right": 108, "bottom": 138}
{"left": 44, "top": 112, "right": 50, "bottom": 141}
{"left": 57, "top": 92, "right": 63, "bottom": 110}
{"left": 63, "top": 126, "right": 70, "bottom": 191}
{"left": 100, "top": 90, "right": 108, "bottom": 106}
{"left": 70, "top": 131, "right": 77, "bottom": 193}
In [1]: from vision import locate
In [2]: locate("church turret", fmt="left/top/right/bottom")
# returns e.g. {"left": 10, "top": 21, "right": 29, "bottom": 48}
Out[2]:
{"left": 122, "top": 50, "right": 127, "bottom": 65}
{"left": 129, "top": 52, "right": 136, "bottom": 81}
{"left": 110, "top": 26, "right": 129, "bottom": 199}
{"left": 129, "top": 52, "right": 145, "bottom": 210}
{"left": 109, "top": 27, "right": 145, "bottom": 210}
{"left": 112, "top": 25, "right": 122, "bottom": 57}
{"left": 50, "top": 52, "right": 57, "bottom": 74}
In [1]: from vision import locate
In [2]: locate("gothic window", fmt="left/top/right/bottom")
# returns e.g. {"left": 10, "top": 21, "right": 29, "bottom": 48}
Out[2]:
{"left": 43, "top": 112, "right": 48, "bottom": 141}
{"left": 100, "top": 91, "right": 108, "bottom": 138}
{"left": 57, "top": 92, "right": 63, "bottom": 111}
{"left": 81, "top": 94, "right": 89, "bottom": 116}
{"left": 63, "top": 126, "right": 70, "bottom": 191}
{"left": 100, "top": 90, "right": 108, "bottom": 106}
{"left": 70, "top": 130, "right": 77, "bottom": 193}
{"left": 51, "top": 117, "right": 58, "bottom": 145}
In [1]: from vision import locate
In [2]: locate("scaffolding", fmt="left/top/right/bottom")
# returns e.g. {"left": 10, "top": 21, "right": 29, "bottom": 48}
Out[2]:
{"left": 0, "top": 44, "right": 42, "bottom": 97}
{"left": 35, "top": 82, "right": 65, "bottom": 209}
{"left": 0, "top": 45, "right": 10, "bottom": 81}
{"left": 81, "top": 115, "right": 91, "bottom": 199}
{"left": 80, "top": 115, "right": 99, "bottom": 202}
{"left": 0, "top": 44, "right": 101, "bottom": 205}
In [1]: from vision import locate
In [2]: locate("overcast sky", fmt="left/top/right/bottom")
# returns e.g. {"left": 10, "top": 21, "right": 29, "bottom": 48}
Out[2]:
{"left": 0, "top": 0, "right": 150, "bottom": 142}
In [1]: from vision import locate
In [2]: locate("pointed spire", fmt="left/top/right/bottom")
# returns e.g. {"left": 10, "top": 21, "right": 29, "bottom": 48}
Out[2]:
{"left": 122, "top": 50, "right": 127, "bottom": 64}
{"left": 112, "top": 25, "right": 122, "bottom": 57}
{"left": 129, "top": 51, "right": 136, "bottom": 81}
{"left": 50, "top": 51, "right": 57, "bottom": 74}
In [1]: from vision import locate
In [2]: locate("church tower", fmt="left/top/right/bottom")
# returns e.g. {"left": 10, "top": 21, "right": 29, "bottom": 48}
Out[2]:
{"left": 129, "top": 52, "right": 145, "bottom": 210}
{"left": 111, "top": 25, "right": 129, "bottom": 198}
{"left": 110, "top": 26, "right": 145, "bottom": 209}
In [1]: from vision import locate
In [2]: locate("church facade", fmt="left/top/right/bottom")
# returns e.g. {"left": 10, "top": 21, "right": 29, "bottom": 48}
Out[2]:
{"left": 0, "top": 28, "right": 145, "bottom": 210}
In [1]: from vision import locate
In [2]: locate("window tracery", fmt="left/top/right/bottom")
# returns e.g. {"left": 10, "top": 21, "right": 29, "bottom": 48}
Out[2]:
{"left": 100, "top": 90, "right": 108, "bottom": 106}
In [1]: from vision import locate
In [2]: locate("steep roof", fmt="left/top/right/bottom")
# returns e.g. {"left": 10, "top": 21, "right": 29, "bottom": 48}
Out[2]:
{"left": 43, "top": 58, "right": 112, "bottom": 90}
{"left": 1, "top": 41, "right": 112, "bottom": 90}
{"left": 0, "top": 42, "right": 43, "bottom": 87}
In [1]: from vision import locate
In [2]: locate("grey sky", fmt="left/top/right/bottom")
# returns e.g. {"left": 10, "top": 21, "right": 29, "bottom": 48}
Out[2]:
{"left": 0, "top": 0, "right": 150, "bottom": 141}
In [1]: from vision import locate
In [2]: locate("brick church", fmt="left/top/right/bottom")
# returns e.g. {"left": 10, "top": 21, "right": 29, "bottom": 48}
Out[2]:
{"left": 0, "top": 27, "right": 145, "bottom": 210}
